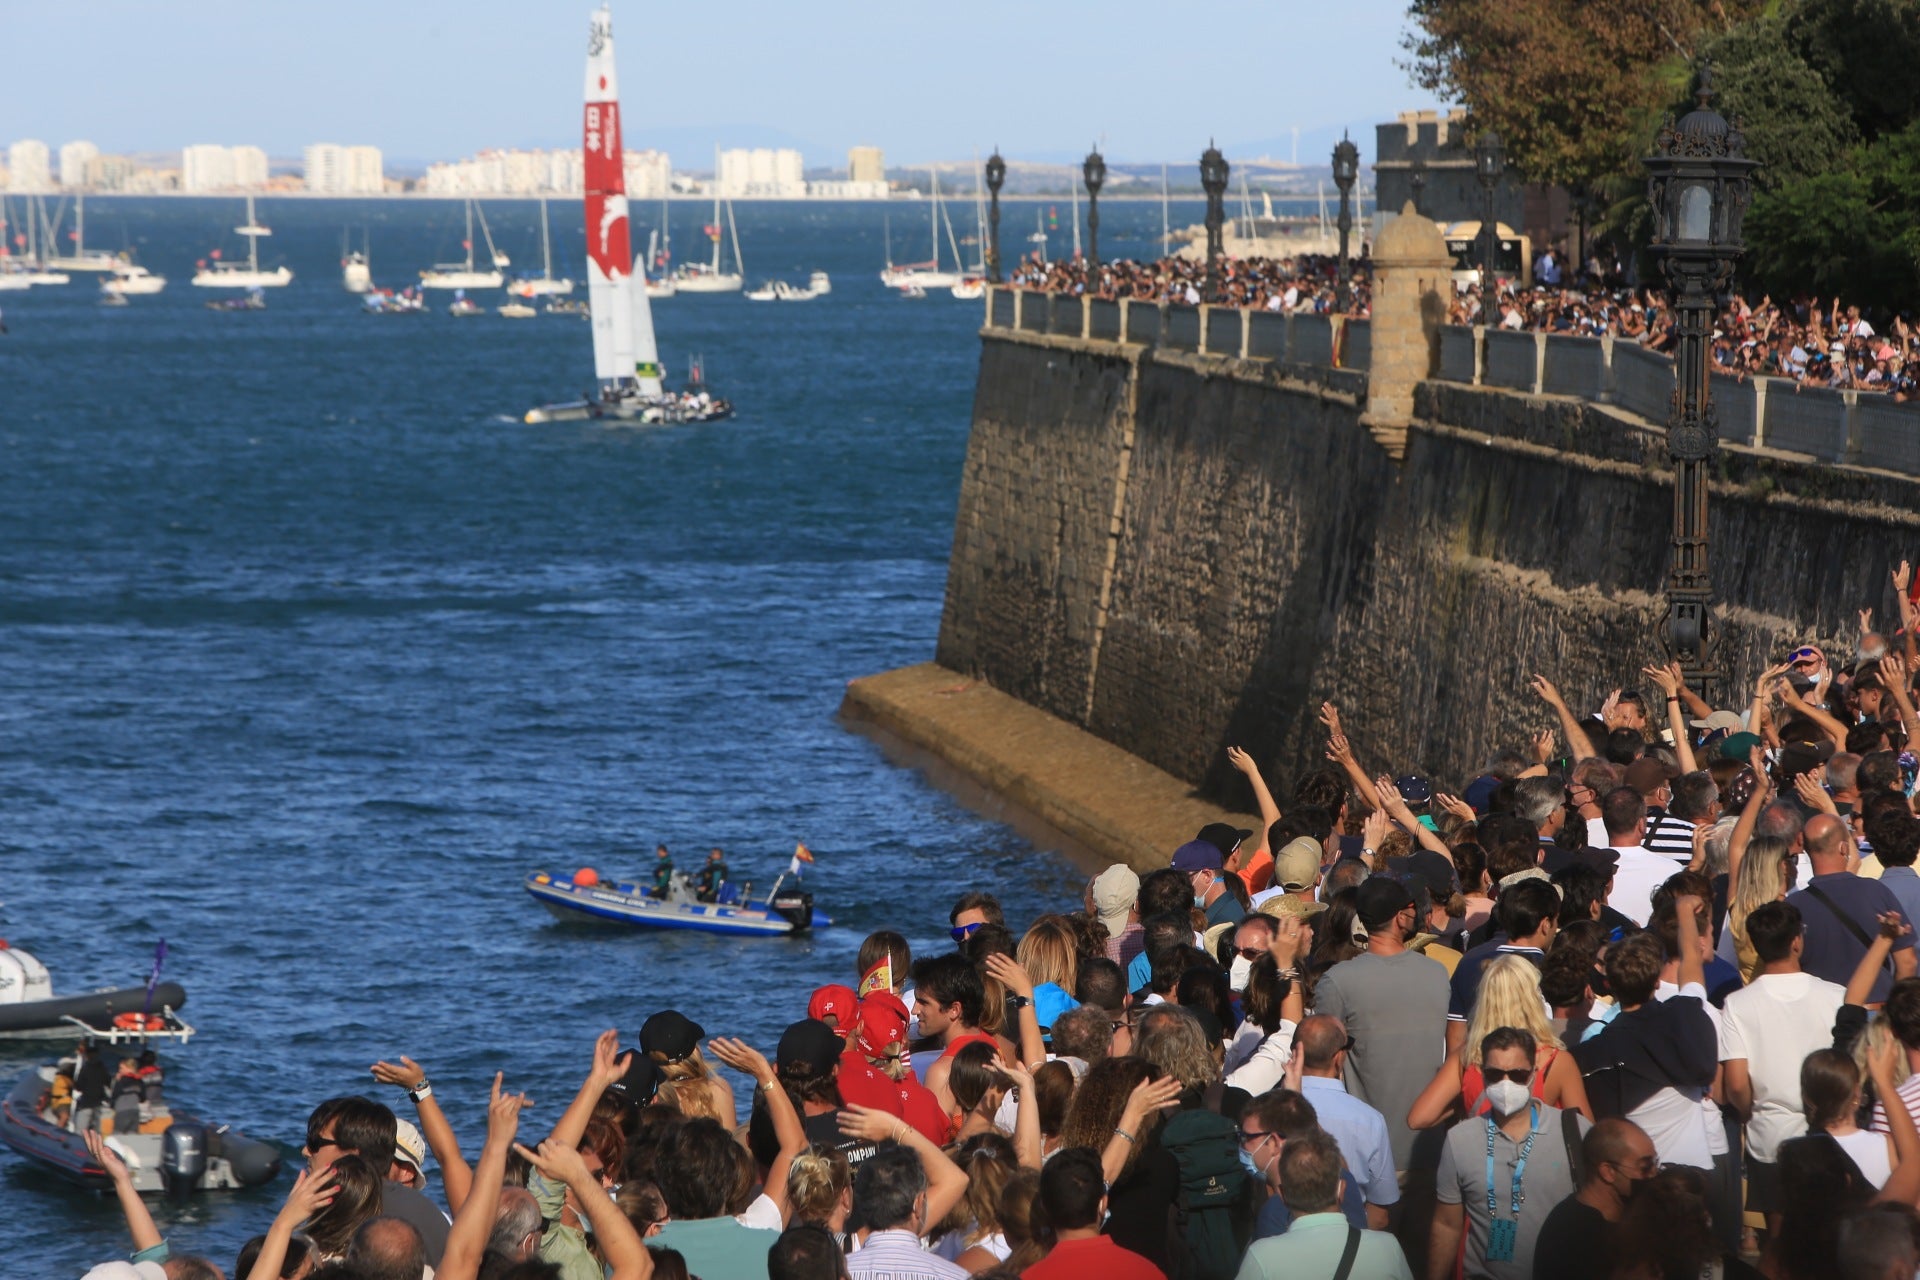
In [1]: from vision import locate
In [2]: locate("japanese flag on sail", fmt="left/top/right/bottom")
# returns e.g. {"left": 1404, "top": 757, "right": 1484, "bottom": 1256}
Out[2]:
{"left": 789, "top": 841, "right": 815, "bottom": 878}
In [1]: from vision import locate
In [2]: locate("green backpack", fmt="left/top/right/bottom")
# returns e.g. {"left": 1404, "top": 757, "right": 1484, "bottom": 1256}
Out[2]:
{"left": 1159, "top": 1104, "right": 1252, "bottom": 1280}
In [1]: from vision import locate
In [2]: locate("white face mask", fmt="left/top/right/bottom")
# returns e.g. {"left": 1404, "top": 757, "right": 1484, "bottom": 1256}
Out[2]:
{"left": 1484, "top": 1078, "right": 1532, "bottom": 1117}
{"left": 1229, "top": 955, "right": 1252, "bottom": 992}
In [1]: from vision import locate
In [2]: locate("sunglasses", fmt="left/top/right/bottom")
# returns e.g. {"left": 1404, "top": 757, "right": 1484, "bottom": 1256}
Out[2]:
{"left": 1235, "top": 1128, "right": 1276, "bottom": 1146}
{"left": 305, "top": 1129, "right": 341, "bottom": 1152}
{"left": 1481, "top": 1067, "right": 1534, "bottom": 1086}
{"left": 949, "top": 923, "right": 983, "bottom": 943}
{"left": 1236, "top": 946, "right": 1269, "bottom": 961}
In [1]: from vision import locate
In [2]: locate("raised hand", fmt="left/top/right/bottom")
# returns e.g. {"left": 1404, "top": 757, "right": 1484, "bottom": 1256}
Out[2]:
{"left": 1529, "top": 675, "right": 1566, "bottom": 709}
{"left": 1226, "top": 745, "right": 1258, "bottom": 777}
{"left": 1373, "top": 775, "right": 1413, "bottom": 818}
{"left": 1530, "top": 729, "right": 1555, "bottom": 765}
{"left": 370, "top": 1055, "right": 427, "bottom": 1090}
{"left": 990, "top": 1054, "right": 1034, "bottom": 1094}
{"left": 278, "top": 1166, "right": 340, "bottom": 1224}
{"left": 588, "top": 1029, "right": 626, "bottom": 1089}
{"left": 83, "top": 1129, "right": 132, "bottom": 1183}
{"left": 486, "top": 1072, "right": 529, "bottom": 1148}
{"left": 837, "top": 1103, "right": 908, "bottom": 1144}
{"left": 1269, "top": 915, "right": 1307, "bottom": 968}
{"left": 1360, "top": 808, "right": 1391, "bottom": 856}
{"left": 1435, "top": 793, "right": 1475, "bottom": 822}
{"left": 707, "top": 1036, "right": 776, "bottom": 1086}
{"left": 1895, "top": 560, "right": 1912, "bottom": 596}
{"left": 1793, "top": 771, "right": 1837, "bottom": 816}
{"left": 1121, "top": 1075, "right": 1185, "bottom": 1125}
{"left": 1641, "top": 664, "right": 1680, "bottom": 698}
{"left": 1318, "top": 701, "right": 1344, "bottom": 736}
{"left": 1878, "top": 911, "right": 1915, "bottom": 943}
{"left": 983, "top": 952, "right": 1036, "bottom": 999}
{"left": 1325, "top": 731, "right": 1355, "bottom": 766}
{"left": 1600, "top": 688, "right": 1623, "bottom": 728}
{"left": 1862, "top": 608, "right": 1876, "bottom": 635}
{"left": 1755, "top": 662, "right": 1791, "bottom": 695}
{"left": 511, "top": 1136, "right": 593, "bottom": 1189}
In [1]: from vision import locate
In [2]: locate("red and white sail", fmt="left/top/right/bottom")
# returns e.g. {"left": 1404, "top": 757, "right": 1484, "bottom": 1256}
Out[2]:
{"left": 583, "top": 5, "right": 662, "bottom": 395}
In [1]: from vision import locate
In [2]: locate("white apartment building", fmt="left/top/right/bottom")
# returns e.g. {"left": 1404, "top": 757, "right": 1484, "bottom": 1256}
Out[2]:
{"left": 848, "top": 146, "right": 885, "bottom": 185}
{"left": 181, "top": 144, "right": 269, "bottom": 192}
{"left": 304, "top": 144, "right": 384, "bottom": 194}
{"left": 59, "top": 140, "right": 99, "bottom": 188}
{"left": 715, "top": 147, "right": 805, "bottom": 198}
{"left": 7, "top": 139, "right": 52, "bottom": 192}
{"left": 420, "top": 147, "right": 666, "bottom": 198}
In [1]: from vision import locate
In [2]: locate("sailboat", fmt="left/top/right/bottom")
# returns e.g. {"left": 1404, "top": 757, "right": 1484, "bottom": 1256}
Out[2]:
{"left": 44, "top": 194, "right": 120, "bottom": 273}
{"left": 950, "top": 158, "right": 988, "bottom": 299}
{"left": 881, "top": 169, "right": 962, "bottom": 290}
{"left": 191, "top": 196, "right": 294, "bottom": 288}
{"left": 420, "top": 198, "right": 509, "bottom": 289}
{"left": 12, "top": 199, "right": 72, "bottom": 284}
{"left": 524, "top": 5, "right": 731, "bottom": 425}
{"left": 509, "top": 197, "right": 576, "bottom": 297}
{"left": 342, "top": 229, "right": 373, "bottom": 293}
{"left": 673, "top": 158, "right": 744, "bottom": 292}
{"left": 643, "top": 227, "right": 675, "bottom": 298}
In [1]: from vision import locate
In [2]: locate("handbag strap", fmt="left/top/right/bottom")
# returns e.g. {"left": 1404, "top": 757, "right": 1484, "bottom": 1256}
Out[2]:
{"left": 1804, "top": 882, "right": 1879, "bottom": 951}
{"left": 1331, "top": 1226, "right": 1363, "bottom": 1280}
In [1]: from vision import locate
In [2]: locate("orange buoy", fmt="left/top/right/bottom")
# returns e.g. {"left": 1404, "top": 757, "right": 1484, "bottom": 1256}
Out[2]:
{"left": 574, "top": 867, "right": 599, "bottom": 888}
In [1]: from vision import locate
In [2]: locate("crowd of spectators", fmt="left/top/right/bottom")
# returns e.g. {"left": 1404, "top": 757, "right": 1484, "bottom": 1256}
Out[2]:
{"left": 74, "top": 567, "right": 1920, "bottom": 1280}
{"left": 1006, "top": 252, "right": 1371, "bottom": 318}
{"left": 1008, "top": 237, "right": 1920, "bottom": 397}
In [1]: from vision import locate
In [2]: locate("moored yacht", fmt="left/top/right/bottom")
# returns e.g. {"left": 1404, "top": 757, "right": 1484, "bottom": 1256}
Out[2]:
{"left": 420, "top": 198, "right": 509, "bottom": 289}
{"left": 191, "top": 196, "right": 293, "bottom": 288}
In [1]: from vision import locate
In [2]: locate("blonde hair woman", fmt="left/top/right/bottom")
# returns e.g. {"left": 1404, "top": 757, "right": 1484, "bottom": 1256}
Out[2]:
{"left": 1407, "top": 954, "right": 1590, "bottom": 1129}
{"left": 1726, "top": 835, "right": 1793, "bottom": 984}
{"left": 650, "top": 1046, "right": 737, "bottom": 1129}
{"left": 1015, "top": 915, "right": 1081, "bottom": 995}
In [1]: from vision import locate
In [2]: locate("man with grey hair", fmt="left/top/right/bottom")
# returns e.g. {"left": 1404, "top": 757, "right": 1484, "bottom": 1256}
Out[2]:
{"left": 846, "top": 1144, "right": 966, "bottom": 1279}
{"left": 487, "top": 1185, "right": 545, "bottom": 1261}
{"left": 1324, "top": 857, "right": 1370, "bottom": 900}
{"left": 1135, "top": 1004, "right": 1221, "bottom": 1093}
{"left": 1515, "top": 775, "right": 1568, "bottom": 848}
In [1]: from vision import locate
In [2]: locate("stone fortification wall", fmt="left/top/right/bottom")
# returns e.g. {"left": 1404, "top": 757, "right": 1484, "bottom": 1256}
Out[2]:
{"left": 936, "top": 328, "right": 1920, "bottom": 804}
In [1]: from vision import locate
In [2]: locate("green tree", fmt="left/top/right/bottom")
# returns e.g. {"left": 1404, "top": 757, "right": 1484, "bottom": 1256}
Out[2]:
{"left": 1745, "top": 122, "right": 1920, "bottom": 308}
{"left": 1705, "top": 14, "right": 1858, "bottom": 189}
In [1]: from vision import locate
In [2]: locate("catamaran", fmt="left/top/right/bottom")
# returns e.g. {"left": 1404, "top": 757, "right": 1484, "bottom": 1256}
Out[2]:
{"left": 420, "top": 198, "right": 509, "bottom": 289}
{"left": 191, "top": 196, "right": 293, "bottom": 288}
{"left": 509, "top": 197, "right": 576, "bottom": 297}
{"left": 524, "top": 6, "right": 731, "bottom": 425}
{"left": 673, "top": 154, "right": 744, "bottom": 292}
{"left": 881, "top": 169, "right": 963, "bottom": 291}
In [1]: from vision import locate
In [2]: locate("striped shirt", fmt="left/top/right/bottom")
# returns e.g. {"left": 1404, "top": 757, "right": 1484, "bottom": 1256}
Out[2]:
{"left": 848, "top": 1229, "right": 972, "bottom": 1279}
{"left": 1644, "top": 811, "right": 1697, "bottom": 862}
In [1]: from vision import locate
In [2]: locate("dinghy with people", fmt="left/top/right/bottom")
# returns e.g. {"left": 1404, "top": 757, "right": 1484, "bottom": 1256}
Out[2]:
{"left": 525, "top": 844, "right": 827, "bottom": 936}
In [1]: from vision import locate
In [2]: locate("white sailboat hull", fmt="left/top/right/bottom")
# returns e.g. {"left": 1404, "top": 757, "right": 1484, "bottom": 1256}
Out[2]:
{"left": 882, "top": 267, "right": 961, "bottom": 290}
{"left": 644, "top": 280, "right": 676, "bottom": 298}
{"left": 343, "top": 262, "right": 373, "bottom": 293}
{"left": 44, "top": 253, "right": 120, "bottom": 273}
{"left": 192, "top": 266, "right": 293, "bottom": 288}
{"left": 420, "top": 269, "right": 504, "bottom": 290}
{"left": 104, "top": 270, "right": 166, "bottom": 295}
{"left": 673, "top": 270, "right": 742, "bottom": 293}
{"left": 0, "top": 274, "right": 32, "bottom": 291}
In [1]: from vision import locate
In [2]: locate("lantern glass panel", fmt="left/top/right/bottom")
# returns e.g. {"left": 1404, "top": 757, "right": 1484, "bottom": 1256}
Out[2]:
{"left": 1676, "top": 182, "right": 1712, "bottom": 242}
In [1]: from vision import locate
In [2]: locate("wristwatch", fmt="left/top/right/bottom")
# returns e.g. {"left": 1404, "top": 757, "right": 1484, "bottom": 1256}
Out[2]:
{"left": 1008, "top": 995, "right": 1032, "bottom": 1009}
{"left": 406, "top": 1080, "right": 433, "bottom": 1104}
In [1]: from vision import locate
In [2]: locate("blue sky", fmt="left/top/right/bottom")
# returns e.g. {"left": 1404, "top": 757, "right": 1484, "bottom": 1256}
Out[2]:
{"left": 1, "top": 1, "right": 1444, "bottom": 169}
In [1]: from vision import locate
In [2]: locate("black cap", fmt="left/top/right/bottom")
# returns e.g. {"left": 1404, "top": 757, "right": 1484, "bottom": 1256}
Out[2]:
{"left": 1354, "top": 876, "right": 1415, "bottom": 930}
{"left": 605, "top": 1050, "right": 662, "bottom": 1105}
{"left": 640, "top": 1010, "right": 704, "bottom": 1062}
{"left": 777, "top": 1019, "right": 844, "bottom": 1076}
{"left": 1394, "top": 776, "right": 1433, "bottom": 806}
{"left": 1196, "top": 822, "right": 1253, "bottom": 857}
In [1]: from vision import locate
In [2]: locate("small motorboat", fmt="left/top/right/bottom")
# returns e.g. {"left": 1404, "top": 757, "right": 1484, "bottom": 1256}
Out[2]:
{"left": 448, "top": 293, "right": 483, "bottom": 318}
{"left": 100, "top": 291, "right": 131, "bottom": 308}
{"left": 745, "top": 282, "right": 778, "bottom": 302}
{"left": 206, "top": 289, "right": 266, "bottom": 312}
{"left": 0, "top": 942, "right": 189, "bottom": 1041}
{"left": 1, "top": 1060, "right": 281, "bottom": 1195}
{"left": 546, "top": 298, "right": 590, "bottom": 317}
{"left": 363, "top": 287, "right": 427, "bottom": 315}
{"left": 950, "top": 278, "right": 985, "bottom": 300}
{"left": 897, "top": 284, "right": 927, "bottom": 299}
{"left": 526, "top": 865, "right": 827, "bottom": 937}
{"left": 809, "top": 270, "right": 832, "bottom": 295}
{"left": 498, "top": 301, "right": 537, "bottom": 318}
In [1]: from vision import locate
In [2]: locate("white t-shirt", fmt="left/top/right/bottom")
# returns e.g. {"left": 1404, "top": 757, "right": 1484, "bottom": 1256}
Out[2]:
{"left": 1629, "top": 981, "right": 1715, "bottom": 1169}
{"left": 1718, "top": 971, "right": 1846, "bottom": 1162}
{"left": 1608, "top": 847, "right": 1676, "bottom": 926}
{"left": 1658, "top": 980, "right": 1728, "bottom": 1158}
{"left": 1223, "top": 1021, "right": 1299, "bottom": 1097}
{"left": 1832, "top": 1128, "right": 1894, "bottom": 1187}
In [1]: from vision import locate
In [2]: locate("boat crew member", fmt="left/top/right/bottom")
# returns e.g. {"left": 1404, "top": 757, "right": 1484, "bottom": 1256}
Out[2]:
{"left": 110, "top": 1057, "right": 143, "bottom": 1135}
{"left": 696, "top": 848, "right": 728, "bottom": 903}
{"left": 652, "top": 845, "right": 674, "bottom": 899}
{"left": 72, "top": 1042, "right": 110, "bottom": 1133}
{"left": 136, "top": 1049, "right": 167, "bottom": 1119}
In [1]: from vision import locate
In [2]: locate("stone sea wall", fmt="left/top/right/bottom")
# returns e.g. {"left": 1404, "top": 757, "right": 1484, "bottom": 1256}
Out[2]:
{"left": 933, "top": 327, "right": 1920, "bottom": 806}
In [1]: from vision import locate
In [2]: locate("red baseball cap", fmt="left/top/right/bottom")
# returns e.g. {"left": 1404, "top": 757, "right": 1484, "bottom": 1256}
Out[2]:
{"left": 854, "top": 992, "right": 911, "bottom": 1059}
{"left": 808, "top": 984, "right": 858, "bottom": 1034}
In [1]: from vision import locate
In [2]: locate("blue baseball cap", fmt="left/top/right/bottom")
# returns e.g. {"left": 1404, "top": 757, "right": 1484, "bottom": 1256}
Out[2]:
{"left": 1171, "top": 840, "right": 1224, "bottom": 872}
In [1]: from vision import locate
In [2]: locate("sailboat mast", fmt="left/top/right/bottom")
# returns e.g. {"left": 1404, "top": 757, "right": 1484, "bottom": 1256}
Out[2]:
{"left": 465, "top": 200, "right": 475, "bottom": 271}
{"left": 1161, "top": 164, "right": 1169, "bottom": 255}
{"left": 75, "top": 194, "right": 84, "bottom": 257}
{"left": 726, "top": 199, "right": 743, "bottom": 276}
{"left": 711, "top": 148, "right": 723, "bottom": 274}
{"left": 247, "top": 196, "right": 259, "bottom": 273}
{"left": 1071, "top": 177, "right": 1081, "bottom": 258}
{"left": 540, "top": 197, "right": 552, "bottom": 280}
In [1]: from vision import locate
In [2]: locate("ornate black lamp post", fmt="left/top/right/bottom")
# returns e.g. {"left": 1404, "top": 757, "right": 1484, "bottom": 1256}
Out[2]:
{"left": 1199, "top": 141, "right": 1229, "bottom": 301}
{"left": 1474, "top": 130, "right": 1504, "bottom": 290}
{"left": 1642, "top": 62, "right": 1757, "bottom": 692}
{"left": 1331, "top": 132, "right": 1359, "bottom": 313}
{"left": 1409, "top": 158, "right": 1427, "bottom": 216}
{"left": 1083, "top": 147, "right": 1106, "bottom": 273}
{"left": 985, "top": 150, "right": 1006, "bottom": 283}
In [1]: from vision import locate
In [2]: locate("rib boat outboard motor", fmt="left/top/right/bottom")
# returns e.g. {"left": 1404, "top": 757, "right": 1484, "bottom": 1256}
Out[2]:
{"left": 161, "top": 1121, "right": 209, "bottom": 1197}
{"left": 769, "top": 889, "right": 816, "bottom": 933}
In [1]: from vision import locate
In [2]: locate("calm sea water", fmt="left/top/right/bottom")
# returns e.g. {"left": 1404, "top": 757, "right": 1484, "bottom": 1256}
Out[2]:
{"left": 0, "top": 196, "right": 1211, "bottom": 1271}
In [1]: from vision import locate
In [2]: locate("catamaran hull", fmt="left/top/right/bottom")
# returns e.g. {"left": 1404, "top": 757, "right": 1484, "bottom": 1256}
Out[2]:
{"left": 192, "top": 268, "right": 292, "bottom": 289}
{"left": 525, "top": 873, "right": 827, "bottom": 936}
{"left": 510, "top": 278, "right": 575, "bottom": 297}
{"left": 523, "top": 396, "right": 734, "bottom": 426}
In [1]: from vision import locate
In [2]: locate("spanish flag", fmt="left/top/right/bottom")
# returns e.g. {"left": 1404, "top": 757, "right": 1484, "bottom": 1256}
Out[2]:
{"left": 789, "top": 841, "right": 815, "bottom": 878}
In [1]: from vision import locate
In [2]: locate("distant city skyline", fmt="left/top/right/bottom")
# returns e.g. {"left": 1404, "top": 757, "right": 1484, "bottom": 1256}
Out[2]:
{"left": 0, "top": 1, "right": 1444, "bottom": 169}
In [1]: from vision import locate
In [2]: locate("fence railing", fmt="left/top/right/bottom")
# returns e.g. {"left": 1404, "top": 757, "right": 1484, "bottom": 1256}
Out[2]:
{"left": 1432, "top": 325, "right": 1920, "bottom": 476}
{"left": 985, "top": 286, "right": 1372, "bottom": 374}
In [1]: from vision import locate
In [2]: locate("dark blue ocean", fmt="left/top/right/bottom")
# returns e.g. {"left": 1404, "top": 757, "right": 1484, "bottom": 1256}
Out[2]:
{"left": 0, "top": 196, "right": 1211, "bottom": 1271}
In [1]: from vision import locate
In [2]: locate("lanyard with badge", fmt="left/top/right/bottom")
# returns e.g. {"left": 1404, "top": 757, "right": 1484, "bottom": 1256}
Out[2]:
{"left": 1485, "top": 1102, "right": 1540, "bottom": 1263}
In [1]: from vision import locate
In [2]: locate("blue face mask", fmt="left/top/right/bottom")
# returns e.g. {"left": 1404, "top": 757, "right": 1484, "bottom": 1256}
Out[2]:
{"left": 1237, "top": 1146, "right": 1262, "bottom": 1179}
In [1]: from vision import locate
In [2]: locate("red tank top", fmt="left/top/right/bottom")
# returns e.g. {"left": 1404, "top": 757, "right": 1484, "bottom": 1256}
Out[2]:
{"left": 1461, "top": 1046, "right": 1559, "bottom": 1115}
